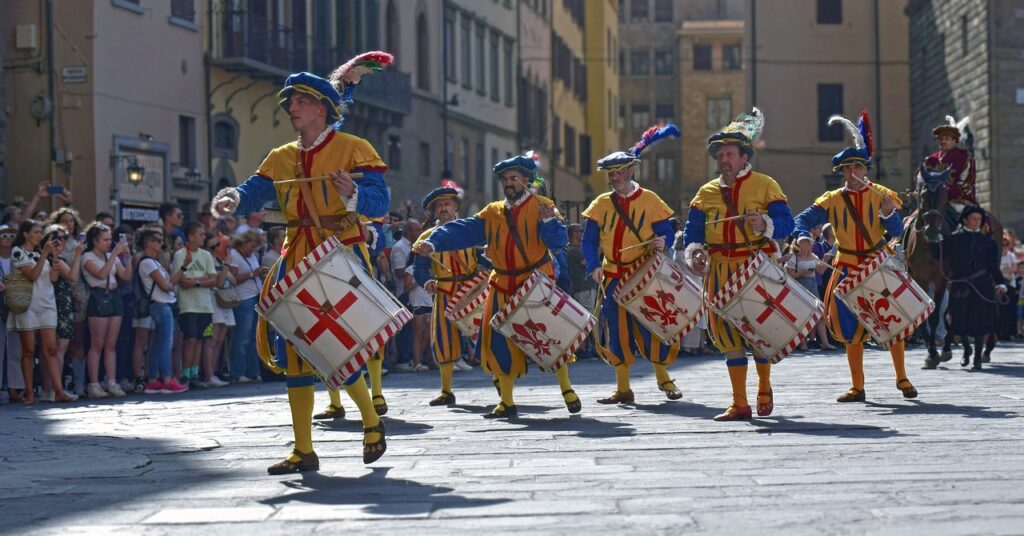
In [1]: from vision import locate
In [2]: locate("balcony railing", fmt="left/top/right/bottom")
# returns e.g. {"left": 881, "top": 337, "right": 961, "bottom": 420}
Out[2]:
{"left": 212, "top": 7, "right": 302, "bottom": 78}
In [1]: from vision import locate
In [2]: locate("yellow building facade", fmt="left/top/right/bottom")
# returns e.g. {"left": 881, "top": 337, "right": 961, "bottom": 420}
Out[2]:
{"left": 583, "top": 0, "right": 621, "bottom": 199}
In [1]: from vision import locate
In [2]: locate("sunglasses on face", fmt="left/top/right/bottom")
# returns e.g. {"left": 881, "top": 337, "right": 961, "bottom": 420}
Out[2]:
{"left": 0, "top": 233, "right": 15, "bottom": 240}
{"left": 51, "top": 235, "right": 69, "bottom": 241}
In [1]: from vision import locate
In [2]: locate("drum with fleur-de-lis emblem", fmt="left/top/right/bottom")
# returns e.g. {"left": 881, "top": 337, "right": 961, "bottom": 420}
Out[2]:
{"left": 709, "top": 251, "right": 825, "bottom": 363}
{"left": 445, "top": 270, "right": 491, "bottom": 339}
{"left": 833, "top": 249, "right": 935, "bottom": 348}
{"left": 489, "top": 271, "right": 596, "bottom": 373}
{"left": 613, "top": 253, "right": 704, "bottom": 344}
{"left": 256, "top": 236, "right": 412, "bottom": 389}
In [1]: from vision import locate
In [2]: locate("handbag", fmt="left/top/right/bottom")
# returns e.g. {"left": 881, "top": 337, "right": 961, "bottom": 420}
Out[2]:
{"left": 3, "top": 263, "right": 33, "bottom": 315}
{"left": 134, "top": 256, "right": 158, "bottom": 319}
{"left": 89, "top": 253, "right": 117, "bottom": 316}
{"left": 214, "top": 280, "right": 241, "bottom": 309}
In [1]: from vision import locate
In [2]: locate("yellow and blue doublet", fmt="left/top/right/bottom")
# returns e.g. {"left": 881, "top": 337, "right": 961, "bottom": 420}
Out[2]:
{"left": 412, "top": 227, "right": 483, "bottom": 365}
{"left": 580, "top": 186, "right": 679, "bottom": 366}
{"left": 233, "top": 130, "right": 390, "bottom": 387}
{"left": 682, "top": 168, "right": 794, "bottom": 357}
{"left": 793, "top": 182, "right": 904, "bottom": 344}
{"left": 425, "top": 192, "right": 568, "bottom": 378}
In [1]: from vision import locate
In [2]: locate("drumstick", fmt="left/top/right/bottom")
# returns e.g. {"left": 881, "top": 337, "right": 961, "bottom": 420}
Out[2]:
{"left": 428, "top": 254, "right": 452, "bottom": 273}
{"left": 619, "top": 239, "right": 655, "bottom": 253}
{"left": 705, "top": 214, "right": 745, "bottom": 225}
{"left": 276, "top": 173, "right": 364, "bottom": 185}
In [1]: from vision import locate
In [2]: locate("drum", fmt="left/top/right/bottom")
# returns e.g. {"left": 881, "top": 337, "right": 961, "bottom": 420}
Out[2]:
{"left": 489, "top": 271, "right": 596, "bottom": 373}
{"left": 613, "top": 253, "right": 704, "bottom": 343}
{"left": 833, "top": 249, "right": 935, "bottom": 348}
{"left": 709, "top": 251, "right": 824, "bottom": 363}
{"left": 257, "top": 236, "right": 412, "bottom": 389}
{"left": 445, "top": 270, "right": 491, "bottom": 339}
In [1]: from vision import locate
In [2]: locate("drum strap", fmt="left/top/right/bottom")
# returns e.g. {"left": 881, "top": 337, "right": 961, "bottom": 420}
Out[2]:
{"left": 503, "top": 207, "right": 531, "bottom": 269}
{"left": 718, "top": 186, "right": 755, "bottom": 249}
{"left": 492, "top": 253, "right": 551, "bottom": 276}
{"left": 294, "top": 150, "right": 324, "bottom": 235}
{"left": 611, "top": 194, "right": 643, "bottom": 242}
{"left": 435, "top": 273, "right": 477, "bottom": 283}
{"left": 840, "top": 191, "right": 887, "bottom": 252}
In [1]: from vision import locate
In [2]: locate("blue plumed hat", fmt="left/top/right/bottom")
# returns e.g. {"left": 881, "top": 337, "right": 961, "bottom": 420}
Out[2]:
{"left": 422, "top": 180, "right": 463, "bottom": 210}
{"left": 598, "top": 123, "right": 681, "bottom": 171}
{"left": 278, "top": 72, "right": 344, "bottom": 126}
{"left": 278, "top": 51, "right": 394, "bottom": 130}
{"left": 829, "top": 109, "right": 873, "bottom": 173}
{"left": 708, "top": 108, "right": 763, "bottom": 158}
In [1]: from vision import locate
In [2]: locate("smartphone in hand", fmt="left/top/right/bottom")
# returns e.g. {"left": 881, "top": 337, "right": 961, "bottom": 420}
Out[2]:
{"left": 47, "top": 185, "right": 66, "bottom": 196}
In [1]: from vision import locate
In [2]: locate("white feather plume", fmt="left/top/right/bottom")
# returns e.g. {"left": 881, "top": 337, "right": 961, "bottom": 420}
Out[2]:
{"left": 945, "top": 115, "right": 956, "bottom": 126}
{"left": 828, "top": 115, "right": 864, "bottom": 150}
{"left": 956, "top": 115, "right": 970, "bottom": 132}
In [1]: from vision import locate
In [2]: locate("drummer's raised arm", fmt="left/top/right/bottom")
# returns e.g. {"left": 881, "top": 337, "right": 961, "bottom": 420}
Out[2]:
{"left": 426, "top": 215, "right": 487, "bottom": 253}
{"left": 349, "top": 166, "right": 390, "bottom": 218}
{"left": 231, "top": 174, "right": 277, "bottom": 217}
{"left": 538, "top": 216, "right": 567, "bottom": 250}
{"left": 681, "top": 205, "right": 706, "bottom": 248}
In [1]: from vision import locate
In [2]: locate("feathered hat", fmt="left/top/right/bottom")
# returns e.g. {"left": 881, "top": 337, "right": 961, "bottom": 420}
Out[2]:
{"left": 278, "top": 51, "right": 394, "bottom": 130}
{"left": 422, "top": 179, "right": 464, "bottom": 211}
{"left": 933, "top": 114, "right": 969, "bottom": 140}
{"left": 707, "top": 107, "right": 763, "bottom": 158}
{"left": 597, "top": 123, "right": 681, "bottom": 172}
{"left": 829, "top": 108, "right": 874, "bottom": 173}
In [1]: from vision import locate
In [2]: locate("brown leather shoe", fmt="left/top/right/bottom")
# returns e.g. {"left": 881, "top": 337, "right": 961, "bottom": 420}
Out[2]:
{"left": 659, "top": 380, "right": 683, "bottom": 400}
{"left": 372, "top": 395, "right": 388, "bottom": 416}
{"left": 313, "top": 405, "right": 345, "bottom": 420}
{"left": 713, "top": 405, "right": 752, "bottom": 421}
{"left": 483, "top": 403, "right": 518, "bottom": 419}
{"left": 837, "top": 387, "right": 866, "bottom": 402}
{"left": 363, "top": 421, "right": 387, "bottom": 464}
{"left": 267, "top": 450, "right": 320, "bottom": 475}
{"left": 562, "top": 389, "right": 581, "bottom": 414}
{"left": 429, "top": 390, "right": 456, "bottom": 406}
{"left": 896, "top": 379, "right": 918, "bottom": 399}
{"left": 596, "top": 389, "right": 635, "bottom": 405}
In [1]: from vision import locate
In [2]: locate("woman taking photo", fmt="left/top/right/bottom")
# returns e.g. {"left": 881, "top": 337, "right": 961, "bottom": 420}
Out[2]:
{"left": 135, "top": 226, "right": 189, "bottom": 393}
{"left": 47, "top": 208, "right": 89, "bottom": 397}
{"left": 227, "top": 230, "right": 268, "bottom": 382}
{"left": 81, "top": 222, "right": 132, "bottom": 399}
{"left": 38, "top": 224, "right": 85, "bottom": 401}
{"left": 7, "top": 220, "right": 77, "bottom": 403}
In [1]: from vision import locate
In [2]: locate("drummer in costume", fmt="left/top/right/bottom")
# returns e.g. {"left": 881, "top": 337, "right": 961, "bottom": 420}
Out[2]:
{"left": 413, "top": 154, "right": 580, "bottom": 419}
{"left": 943, "top": 205, "right": 1007, "bottom": 370}
{"left": 681, "top": 108, "right": 795, "bottom": 421}
{"left": 581, "top": 124, "right": 683, "bottom": 404}
{"left": 793, "top": 110, "right": 918, "bottom": 402}
{"left": 413, "top": 181, "right": 484, "bottom": 406}
{"left": 212, "top": 52, "right": 394, "bottom": 473}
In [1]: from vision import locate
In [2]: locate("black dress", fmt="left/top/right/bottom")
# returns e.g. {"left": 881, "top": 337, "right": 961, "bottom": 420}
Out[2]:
{"left": 946, "top": 229, "right": 1005, "bottom": 337}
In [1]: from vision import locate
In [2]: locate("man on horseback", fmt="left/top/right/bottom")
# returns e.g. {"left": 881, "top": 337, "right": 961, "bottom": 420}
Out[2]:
{"left": 926, "top": 115, "right": 976, "bottom": 213}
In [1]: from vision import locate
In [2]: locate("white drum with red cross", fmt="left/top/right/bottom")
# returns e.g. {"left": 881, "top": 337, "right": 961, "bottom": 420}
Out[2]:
{"left": 445, "top": 270, "right": 491, "bottom": 339}
{"left": 709, "top": 251, "right": 825, "bottom": 363}
{"left": 613, "top": 253, "right": 704, "bottom": 344}
{"left": 257, "top": 236, "right": 412, "bottom": 389}
{"left": 489, "top": 271, "right": 596, "bottom": 373}
{"left": 833, "top": 249, "right": 935, "bottom": 348}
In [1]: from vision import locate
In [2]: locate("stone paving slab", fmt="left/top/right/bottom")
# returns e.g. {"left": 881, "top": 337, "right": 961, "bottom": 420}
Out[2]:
{"left": 1, "top": 342, "right": 1023, "bottom": 534}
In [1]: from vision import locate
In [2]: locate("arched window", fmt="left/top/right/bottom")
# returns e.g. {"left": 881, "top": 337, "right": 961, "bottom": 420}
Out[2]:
{"left": 385, "top": 0, "right": 400, "bottom": 64}
{"left": 416, "top": 13, "right": 430, "bottom": 90}
{"left": 211, "top": 113, "right": 239, "bottom": 161}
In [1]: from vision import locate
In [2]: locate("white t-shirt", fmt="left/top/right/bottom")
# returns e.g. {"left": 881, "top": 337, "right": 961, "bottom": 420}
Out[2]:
{"left": 139, "top": 257, "right": 176, "bottom": 304}
{"left": 391, "top": 237, "right": 411, "bottom": 279}
{"left": 82, "top": 250, "right": 120, "bottom": 289}
{"left": 405, "top": 264, "right": 432, "bottom": 309}
{"left": 228, "top": 248, "right": 261, "bottom": 300}
{"left": 785, "top": 254, "right": 820, "bottom": 278}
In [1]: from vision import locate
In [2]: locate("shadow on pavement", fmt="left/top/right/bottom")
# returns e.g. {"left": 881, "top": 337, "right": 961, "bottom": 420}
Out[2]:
{"left": 629, "top": 400, "right": 724, "bottom": 420}
{"left": 974, "top": 363, "right": 1024, "bottom": 378}
{"left": 752, "top": 416, "right": 902, "bottom": 438}
{"left": 865, "top": 400, "right": 1018, "bottom": 419}
{"left": 260, "top": 467, "right": 508, "bottom": 515}
{"left": 502, "top": 415, "right": 636, "bottom": 438}
{"left": 315, "top": 416, "right": 433, "bottom": 437}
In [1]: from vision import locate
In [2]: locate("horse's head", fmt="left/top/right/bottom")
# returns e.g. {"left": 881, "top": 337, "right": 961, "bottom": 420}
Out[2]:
{"left": 915, "top": 164, "right": 951, "bottom": 211}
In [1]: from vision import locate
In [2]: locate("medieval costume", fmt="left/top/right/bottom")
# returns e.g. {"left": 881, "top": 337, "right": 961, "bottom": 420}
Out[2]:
{"left": 927, "top": 115, "right": 977, "bottom": 209}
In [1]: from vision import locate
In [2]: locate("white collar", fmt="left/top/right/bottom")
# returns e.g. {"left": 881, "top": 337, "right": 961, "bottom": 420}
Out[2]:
{"left": 504, "top": 190, "right": 533, "bottom": 209}
{"left": 717, "top": 164, "right": 752, "bottom": 188}
{"left": 297, "top": 126, "right": 333, "bottom": 152}
{"left": 613, "top": 181, "right": 640, "bottom": 199}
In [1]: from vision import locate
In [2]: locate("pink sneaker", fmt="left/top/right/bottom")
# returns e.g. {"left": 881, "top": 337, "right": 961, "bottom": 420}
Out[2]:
{"left": 144, "top": 380, "right": 164, "bottom": 394}
{"left": 160, "top": 379, "right": 190, "bottom": 394}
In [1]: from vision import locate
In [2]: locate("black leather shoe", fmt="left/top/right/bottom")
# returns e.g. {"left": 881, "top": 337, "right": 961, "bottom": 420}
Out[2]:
{"left": 483, "top": 404, "right": 518, "bottom": 419}
{"left": 429, "top": 390, "right": 456, "bottom": 406}
{"left": 597, "top": 390, "right": 635, "bottom": 404}
{"left": 267, "top": 450, "right": 319, "bottom": 475}
{"left": 372, "top": 395, "right": 388, "bottom": 416}
{"left": 363, "top": 420, "right": 387, "bottom": 464}
{"left": 562, "top": 389, "right": 581, "bottom": 414}
{"left": 313, "top": 405, "right": 345, "bottom": 420}
{"left": 837, "top": 387, "right": 866, "bottom": 402}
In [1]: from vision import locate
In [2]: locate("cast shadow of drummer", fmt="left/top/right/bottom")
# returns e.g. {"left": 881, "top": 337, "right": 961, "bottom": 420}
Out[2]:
{"left": 260, "top": 467, "right": 509, "bottom": 516}
{"left": 751, "top": 416, "right": 901, "bottom": 439}
{"left": 315, "top": 416, "right": 433, "bottom": 437}
{"left": 466, "top": 415, "right": 636, "bottom": 438}
{"left": 629, "top": 400, "right": 724, "bottom": 420}
{"left": 968, "top": 362, "right": 1024, "bottom": 379}
{"left": 864, "top": 400, "right": 1018, "bottom": 419}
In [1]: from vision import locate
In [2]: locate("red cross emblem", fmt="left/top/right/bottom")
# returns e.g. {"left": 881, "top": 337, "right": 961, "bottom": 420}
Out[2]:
{"left": 295, "top": 288, "right": 358, "bottom": 349}
{"left": 549, "top": 286, "right": 585, "bottom": 316}
{"left": 890, "top": 271, "right": 924, "bottom": 303}
{"left": 754, "top": 285, "right": 797, "bottom": 324}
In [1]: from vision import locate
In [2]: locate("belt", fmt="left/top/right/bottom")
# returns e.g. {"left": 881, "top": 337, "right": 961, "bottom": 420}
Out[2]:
{"left": 435, "top": 273, "right": 478, "bottom": 283}
{"left": 492, "top": 252, "right": 551, "bottom": 277}
{"left": 286, "top": 213, "right": 359, "bottom": 232}
{"left": 837, "top": 242, "right": 884, "bottom": 257}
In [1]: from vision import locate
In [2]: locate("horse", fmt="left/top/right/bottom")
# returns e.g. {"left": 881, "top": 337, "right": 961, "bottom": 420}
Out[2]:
{"left": 902, "top": 164, "right": 1004, "bottom": 365}
{"left": 901, "top": 165, "right": 952, "bottom": 362}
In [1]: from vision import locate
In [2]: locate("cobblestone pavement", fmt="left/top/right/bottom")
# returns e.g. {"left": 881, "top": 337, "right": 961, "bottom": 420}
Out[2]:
{"left": 2, "top": 342, "right": 1023, "bottom": 535}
